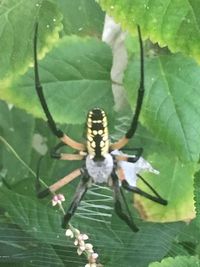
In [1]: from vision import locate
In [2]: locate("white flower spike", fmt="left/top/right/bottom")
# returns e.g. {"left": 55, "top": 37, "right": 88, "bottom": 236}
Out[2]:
{"left": 65, "top": 227, "right": 100, "bottom": 266}
{"left": 65, "top": 229, "right": 74, "bottom": 238}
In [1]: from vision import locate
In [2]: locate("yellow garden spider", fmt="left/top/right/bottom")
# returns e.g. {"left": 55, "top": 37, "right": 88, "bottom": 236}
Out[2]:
{"left": 34, "top": 23, "right": 167, "bottom": 232}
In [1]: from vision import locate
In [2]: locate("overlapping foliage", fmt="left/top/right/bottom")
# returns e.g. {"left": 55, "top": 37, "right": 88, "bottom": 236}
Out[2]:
{"left": 0, "top": 0, "right": 200, "bottom": 266}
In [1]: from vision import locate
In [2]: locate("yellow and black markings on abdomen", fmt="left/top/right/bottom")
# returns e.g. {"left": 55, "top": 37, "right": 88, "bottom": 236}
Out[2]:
{"left": 86, "top": 108, "right": 109, "bottom": 160}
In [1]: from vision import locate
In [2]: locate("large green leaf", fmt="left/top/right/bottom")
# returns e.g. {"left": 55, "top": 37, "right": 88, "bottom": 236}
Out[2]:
{"left": 2, "top": 36, "right": 113, "bottom": 124}
{"left": 175, "top": 219, "right": 200, "bottom": 256}
{"left": 58, "top": 0, "right": 105, "bottom": 37}
{"left": 0, "top": 187, "right": 184, "bottom": 267}
{"left": 113, "top": 120, "right": 197, "bottom": 222}
{"left": 0, "top": 0, "right": 62, "bottom": 80}
{"left": 124, "top": 52, "right": 200, "bottom": 162}
{"left": 0, "top": 189, "right": 87, "bottom": 266}
{"left": 0, "top": 102, "right": 191, "bottom": 267}
{"left": 149, "top": 256, "right": 200, "bottom": 267}
{"left": 0, "top": 223, "right": 65, "bottom": 267}
{"left": 98, "top": 0, "right": 200, "bottom": 62}
{"left": 100, "top": 222, "right": 185, "bottom": 267}
{"left": 0, "top": 187, "right": 66, "bottom": 245}
{"left": 135, "top": 145, "right": 196, "bottom": 222}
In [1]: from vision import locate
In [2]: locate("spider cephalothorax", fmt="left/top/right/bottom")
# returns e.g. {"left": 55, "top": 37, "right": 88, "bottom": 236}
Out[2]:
{"left": 34, "top": 23, "right": 167, "bottom": 232}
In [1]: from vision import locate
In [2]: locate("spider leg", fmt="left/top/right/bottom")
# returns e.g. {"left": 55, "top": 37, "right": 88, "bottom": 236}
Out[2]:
{"left": 112, "top": 148, "right": 143, "bottom": 163}
{"left": 114, "top": 153, "right": 142, "bottom": 163}
{"left": 137, "top": 174, "right": 166, "bottom": 201}
{"left": 121, "top": 178, "right": 168, "bottom": 206}
{"left": 51, "top": 142, "right": 85, "bottom": 160}
{"left": 34, "top": 23, "right": 85, "bottom": 151}
{"left": 111, "top": 171, "right": 139, "bottom": 232}
{"left": 51, "top": 142, "right": 66, "bottom": 159}
{"left": 35, "top": 155, "right": 82, "bottom": 198}
{"left": 110, "top": 25, "right": 144, "bottom": 150}
{"left": 62, "top": 174, "right": 91, "bottom": 228}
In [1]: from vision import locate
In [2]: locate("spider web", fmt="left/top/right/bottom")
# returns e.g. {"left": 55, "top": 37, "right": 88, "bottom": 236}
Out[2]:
{"left": 0, "top": 130, "right": 197, "bottom": 267}
{"left": 0, "top": 132, "right": 195, "bottom": 267}
{"left": 0, "top": 184, "right": 196, "bottom": 267}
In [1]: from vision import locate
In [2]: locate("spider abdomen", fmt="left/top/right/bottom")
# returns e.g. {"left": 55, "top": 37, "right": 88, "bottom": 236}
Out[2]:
{"left": 86, "top": 108, "right": 109, "bottom": 160}
{"left": 86, "top": 154, "right": 113, "bottom": 184}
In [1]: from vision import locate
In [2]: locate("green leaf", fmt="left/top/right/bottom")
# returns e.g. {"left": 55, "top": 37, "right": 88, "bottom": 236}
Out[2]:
{"left": 58, "top": 0, "right": 105, "bottom": 37}
{"left": 125, "top": 52, "right": 200, "bottom": 162}
{"left": 3, "top": 36, "right": 113, "bottom": 124}
{"left": 0, "top": 102, "right": 196, "bottom": 266}
{"left": 98, "top": 0, "right": 200, "bottom": 62}
{"left": 100, "top": 222, "right": 185, "bottom": 267}
{"left": 0, "top": 0, "right": 62, "bottom": 80}
{"left": 125, "top": 223, "right": 185, "bottom": 267}
{"left": 149, "top": 256, "right": 200, "bottom": 267}
{"left": 116, "top": 122, "right": 197, "bottom": 223}
{"left": 135, "top": 146, "right": 196, "bottom": 222}
{"left": 175, "top": 219, "right": 200, "bottom": 254}
{"left": 0, "top": 187, "right": 184, "bottom": 267}
{"left": 0, "top": 187, "right": 66, "bottom": 245}
{"left": 0, "top": 223, "right": 66, "bottom": 267}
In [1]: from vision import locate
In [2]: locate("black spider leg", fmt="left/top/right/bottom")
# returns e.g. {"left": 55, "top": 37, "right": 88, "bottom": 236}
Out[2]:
{"left": 35, "top": 156, "right": 51, "bottom": 198}
{"left": 112, "top": 148, "right": 143, "bottom": 163}
{"left": 126, "top": 25, "right": 144, "bottom": 139}
{"left": 51, "top": 142, "right": 85, "bottom": 160}
{"left": 51, "top": 142, "right": 66, "bottom": 159}
{"left": 122, "top": 147, "right": 143, "bottom": 163}
{"left": 62, "top": 172, "right": 91, "bottom": 228}
{"left": 122, "top": 175, "right": 168, "bottom": 206}
{"left": 111, "top": 171, "right": 139, "bottom": 232}
{"left": 137, "top": 174, "right": 168, "bottom": 205}
{"left": 119, "top": 187, "right": 139, "bottom": 230}
{"left": 34, "top": 23, "right": 64, "bottom": 138}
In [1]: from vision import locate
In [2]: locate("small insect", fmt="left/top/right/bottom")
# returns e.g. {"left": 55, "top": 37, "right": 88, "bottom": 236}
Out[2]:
{"left": 34, "top": 23, "right": 167, "bottom": 232}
